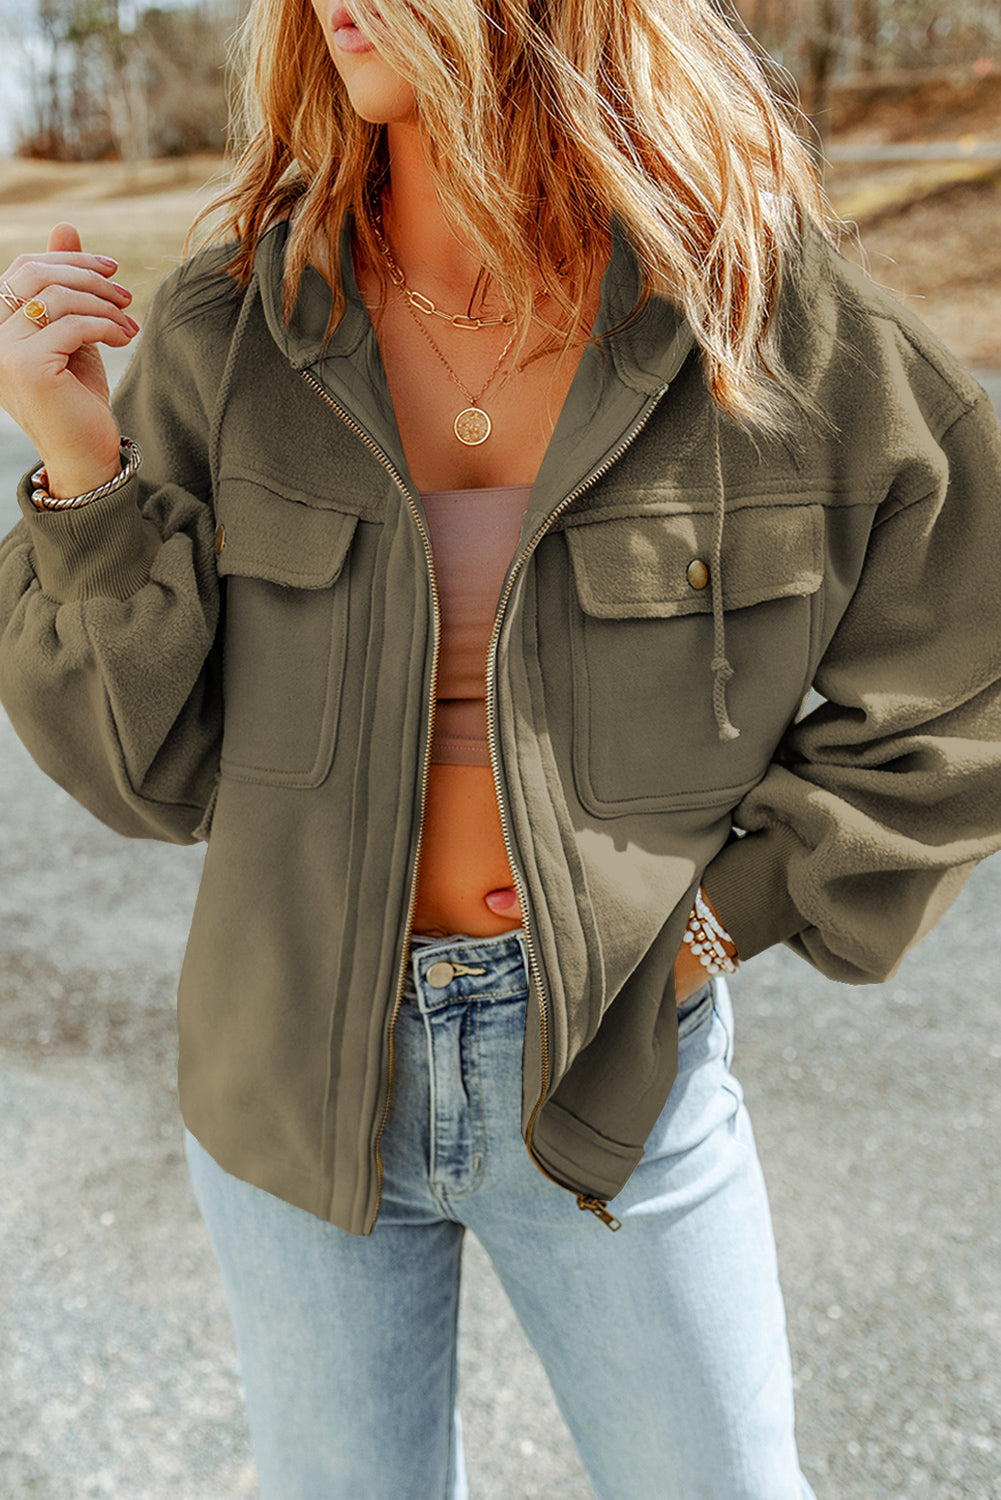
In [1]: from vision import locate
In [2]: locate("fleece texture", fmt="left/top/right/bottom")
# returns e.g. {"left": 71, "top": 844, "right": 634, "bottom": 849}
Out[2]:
{"left": 1, "top": 215, "right": 1000, "bottom": 1233}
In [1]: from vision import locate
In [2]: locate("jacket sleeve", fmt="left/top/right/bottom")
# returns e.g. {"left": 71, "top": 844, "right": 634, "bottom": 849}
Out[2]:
{"left": 703, "top": 386, "right": 1001, "bottom": 984}
{"left": 0, "top": 257, "right": 236, "bottom": 844}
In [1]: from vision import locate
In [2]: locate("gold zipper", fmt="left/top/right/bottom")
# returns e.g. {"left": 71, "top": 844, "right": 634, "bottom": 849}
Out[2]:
{"left": 302, "top": 364, "right": 668, "bottom": 1233}
{"left": 576, "top": 1196, "right": 623, "bottom": 1231}
{"left": 484, "top": 384, "right": 669, "bottom": 1230}
{"left": 298, "top": 368, "right": 441, "bottom": 1235}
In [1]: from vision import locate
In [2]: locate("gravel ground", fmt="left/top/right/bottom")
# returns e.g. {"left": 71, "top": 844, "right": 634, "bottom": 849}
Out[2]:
{"left": 1, "top": 362, "right": 999, "bottom": 1498}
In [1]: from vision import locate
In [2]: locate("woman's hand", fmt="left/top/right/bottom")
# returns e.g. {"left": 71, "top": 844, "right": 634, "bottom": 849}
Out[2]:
{"left": 0, "top": 222, "right": 140, "bottom": 498}
{"left": 486, "top": 886, "right": 732, "bottom": 1007}
{"left": 674, "top": 931, "right": 714, "bottom": 1005}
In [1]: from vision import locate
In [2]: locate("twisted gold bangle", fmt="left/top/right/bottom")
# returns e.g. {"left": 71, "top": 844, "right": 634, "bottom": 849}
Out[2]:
{"left": 31, "top": 438, "right": 142, "bottom": 511}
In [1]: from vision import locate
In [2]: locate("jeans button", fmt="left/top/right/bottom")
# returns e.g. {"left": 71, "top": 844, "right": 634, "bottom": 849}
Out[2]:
{"left": 426, "top": 961, "right": 456, "bottom": 988}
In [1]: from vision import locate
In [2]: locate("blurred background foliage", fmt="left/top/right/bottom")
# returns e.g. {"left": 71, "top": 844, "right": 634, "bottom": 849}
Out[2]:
{"left": 9, "top": 0, "right": 1001, "bottom": 163}
{"left": 17, "top": 0, "right": 243, "bottom": 160}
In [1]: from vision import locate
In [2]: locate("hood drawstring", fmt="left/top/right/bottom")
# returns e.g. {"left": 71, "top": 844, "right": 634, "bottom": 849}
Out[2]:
{"left": 709, "top": 409, "right": 740, "bottom": 742}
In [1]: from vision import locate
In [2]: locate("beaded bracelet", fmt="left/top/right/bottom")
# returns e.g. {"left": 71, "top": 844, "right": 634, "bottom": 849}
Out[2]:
{"left": 31, "top": 437, "right": 142, "bottom": 511}
{"left": 683, "top": 886, "right": 738, "bottom": 975}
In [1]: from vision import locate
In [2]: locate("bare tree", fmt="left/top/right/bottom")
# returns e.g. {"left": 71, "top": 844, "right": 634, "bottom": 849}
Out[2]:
{"left": 16, "top": 0, "right": 1001, "bottom": 161}
{"left": 137, "top": 3, "right": 240, "bottom": 156}
{"left": 22, "top": 0, "right": 76, "bottom": 158}
{"left": 803, "top": 0, "right": 846, "bottom": 138}
{"left": 730, "top": 0, "right": 1000, "bottom": 94}
{"left": 855, "top": 0, "right": 879, "bottom": 71}
{"left": 16, "top": 0, "right": 239, "bottom": 161}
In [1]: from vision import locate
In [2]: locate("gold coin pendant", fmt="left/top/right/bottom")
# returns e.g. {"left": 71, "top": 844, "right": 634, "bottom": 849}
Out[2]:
{"left": 454, "top": 408, "right": 491, "bottom": 446}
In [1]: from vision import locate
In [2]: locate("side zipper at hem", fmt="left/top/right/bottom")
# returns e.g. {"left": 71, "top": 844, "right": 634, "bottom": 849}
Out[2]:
{"left": 577, "top": 1195, "right": 622, "bottom": 1231}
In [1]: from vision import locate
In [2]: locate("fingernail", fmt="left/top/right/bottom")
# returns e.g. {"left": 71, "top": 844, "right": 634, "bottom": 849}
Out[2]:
{"left": 125, "top": 315, "right": 140, "bottom": 333}
{"left": 112, "top": 283, "right": 132, "bottom": 300}
{"left": 96, "top": 255, "right": 119, "bottom": 269}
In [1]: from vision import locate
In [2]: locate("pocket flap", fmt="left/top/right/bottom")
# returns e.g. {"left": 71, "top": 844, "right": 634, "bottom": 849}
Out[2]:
{"left": 566, "top": 503, "right": 823, "bottom": 618}
{"left": 215, "top": 483, "right": 358, "bottom": 589}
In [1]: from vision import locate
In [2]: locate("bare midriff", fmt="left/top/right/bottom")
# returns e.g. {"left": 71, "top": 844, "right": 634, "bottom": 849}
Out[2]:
{"left": 409, "top": 484, "right": 530, "bottom": 938}
{"left": 412, "top": 763, "right": 521, "bottom": 937}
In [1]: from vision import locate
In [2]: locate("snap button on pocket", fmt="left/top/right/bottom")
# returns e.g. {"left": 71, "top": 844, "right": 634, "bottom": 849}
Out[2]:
{"left": 686, "top": 558, "right": 710, "bottom": 591}
{"left": 214, "top": 524, "right": 226, "bottom": 555}
{"left": 427, "top": 961, "right": 456, "bottom": 988}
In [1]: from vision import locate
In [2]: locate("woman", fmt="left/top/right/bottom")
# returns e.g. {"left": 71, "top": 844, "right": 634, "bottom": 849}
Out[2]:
{"left": 1, "top": 0, "right": 999, "bottom": 1493}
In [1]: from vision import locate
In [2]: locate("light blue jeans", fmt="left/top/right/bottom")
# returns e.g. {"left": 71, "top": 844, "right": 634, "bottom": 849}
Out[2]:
{"left": 185, "top": 929, "right": 818, "bottom": 1500}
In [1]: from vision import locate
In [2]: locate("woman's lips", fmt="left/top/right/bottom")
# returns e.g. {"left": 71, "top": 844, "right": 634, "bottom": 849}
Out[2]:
{"left": 331, "top": 3, "right": 376, "bottom": 51}
{"left": 334, "top": 22, "right": 375, "bottom": 52}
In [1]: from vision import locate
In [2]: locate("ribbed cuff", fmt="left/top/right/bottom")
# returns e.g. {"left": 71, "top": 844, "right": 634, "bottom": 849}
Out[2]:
{"left": 17, "top": 466, "right": 161, "bottom": 603}
{"left": 702, "top": 822, "right": 809, "bottom": 961}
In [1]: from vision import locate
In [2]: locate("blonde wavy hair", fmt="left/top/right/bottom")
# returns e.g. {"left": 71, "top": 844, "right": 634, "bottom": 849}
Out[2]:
{"left": 185, "top": 0, "right": 834, "bottom": 433}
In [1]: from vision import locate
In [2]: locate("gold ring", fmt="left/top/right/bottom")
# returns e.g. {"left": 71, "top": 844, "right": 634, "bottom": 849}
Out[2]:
{"left": 22, "top": 297, "right": 50, "bottom": 328}
{"left": 0, "top": 278, "right": 24, "bottom": 314}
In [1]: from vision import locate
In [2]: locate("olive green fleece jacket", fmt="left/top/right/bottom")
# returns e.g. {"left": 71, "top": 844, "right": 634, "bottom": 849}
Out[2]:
{"left": 2, "top": 216, "right": 1001, "bottom": 1234}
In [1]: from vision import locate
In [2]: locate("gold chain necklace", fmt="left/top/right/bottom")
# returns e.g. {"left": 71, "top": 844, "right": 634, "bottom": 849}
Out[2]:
{"left": 399, "top": 291, "right": 517, "bottom": 446}
{"left": 373, "top": 216, "right": 518, "bottom": 445}
{"left": 373, "top": 216, "right": 515, "bottom": 331}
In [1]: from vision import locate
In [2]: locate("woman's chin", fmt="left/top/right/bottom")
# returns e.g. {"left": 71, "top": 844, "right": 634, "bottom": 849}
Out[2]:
{"left": 338, "top": 67, "right": 417, "bottom": 126}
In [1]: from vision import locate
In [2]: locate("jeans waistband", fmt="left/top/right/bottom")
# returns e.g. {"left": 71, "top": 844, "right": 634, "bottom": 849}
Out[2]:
{"left": 404, "top": 930, "right": 529, "bottom": 1010}
{"left": 405, "top": 929, "right": 713, "bottom": 1020}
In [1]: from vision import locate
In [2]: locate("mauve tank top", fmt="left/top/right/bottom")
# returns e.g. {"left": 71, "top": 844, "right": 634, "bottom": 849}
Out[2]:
{"left": 418, "top": 485, "right": 533, "bottom": 766}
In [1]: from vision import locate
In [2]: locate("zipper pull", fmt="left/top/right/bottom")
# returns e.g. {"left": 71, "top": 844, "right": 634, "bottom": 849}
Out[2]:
{"left": 577, "top": 1194, "right": 622, "bottom": 1231}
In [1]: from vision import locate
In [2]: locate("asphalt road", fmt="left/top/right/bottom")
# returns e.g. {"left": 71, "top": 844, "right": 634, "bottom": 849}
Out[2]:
{"left": 1, "top": 355, "right": 999, "bottom": 1499}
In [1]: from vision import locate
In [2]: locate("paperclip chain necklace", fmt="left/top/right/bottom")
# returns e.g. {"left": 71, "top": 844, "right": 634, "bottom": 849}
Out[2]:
{"left": 373, "top": 216, "right": 517, "bottom": 447}
{"left": 372, "top": 214, "right": 514, "bottom": 330}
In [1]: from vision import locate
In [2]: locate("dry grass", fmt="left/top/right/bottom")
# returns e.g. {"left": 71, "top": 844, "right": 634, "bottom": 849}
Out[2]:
{"left": 834, "top": 171, "right": 1001, "bottom": 368}
{"left": 821, "top": 64, "right": 1001, "bottom": 367}
{"left": 0, "top": 155, "right": 232, "bottom": 321}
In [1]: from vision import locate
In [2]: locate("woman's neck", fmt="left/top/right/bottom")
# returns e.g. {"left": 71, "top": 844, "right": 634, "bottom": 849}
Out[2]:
{"left": 378, "top": 122, "right": 507, "bottom": 313}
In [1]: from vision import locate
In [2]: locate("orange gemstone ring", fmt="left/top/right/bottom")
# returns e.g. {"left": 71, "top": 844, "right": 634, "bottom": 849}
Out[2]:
{"left": 22, "top": 297, "right": 50, "bottom": 328}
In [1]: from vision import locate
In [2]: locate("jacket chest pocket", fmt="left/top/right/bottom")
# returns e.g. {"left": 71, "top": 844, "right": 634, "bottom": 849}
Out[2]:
{"left": 215, "top": 483, "right": 358, "bottom": 788}
{"left": 564, "top": 503, "right": 824, "bottom": 815}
